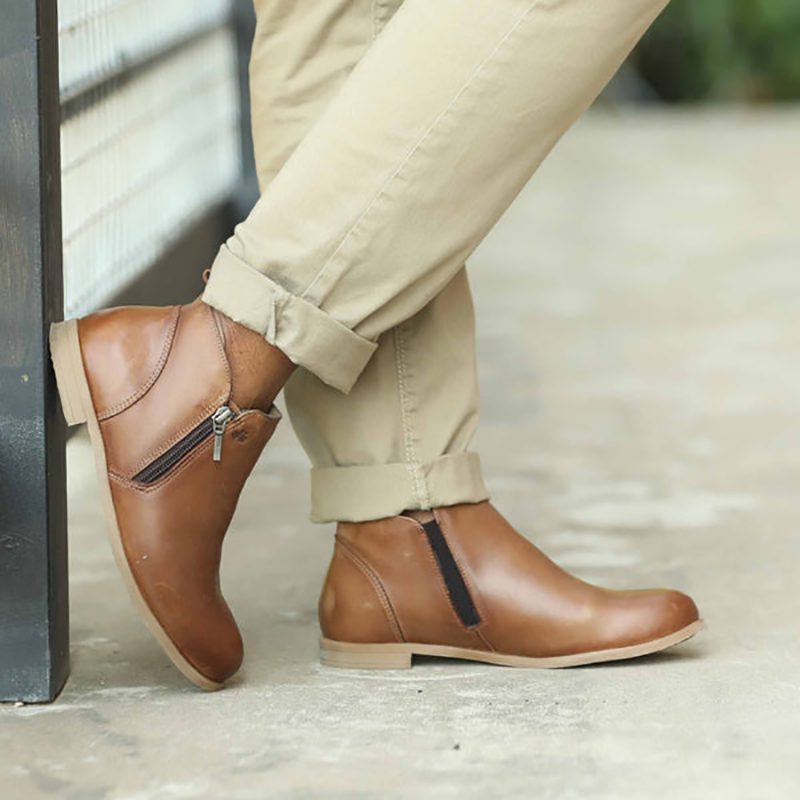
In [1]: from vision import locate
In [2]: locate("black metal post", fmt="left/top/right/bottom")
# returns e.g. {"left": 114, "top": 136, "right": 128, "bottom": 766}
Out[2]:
{"left": 231, "top": 0, "right": 259, "bottom": 218}
{"left": 0, "top": 0, "right": 69, "bottom": 702}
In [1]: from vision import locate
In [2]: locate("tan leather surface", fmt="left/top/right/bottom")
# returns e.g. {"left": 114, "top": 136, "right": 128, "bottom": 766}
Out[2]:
{"left": 79, "top": 305, "right": 180, "bottom": 419}
{"left": 318, "top": 544, "right": 403, "bottom": 644}
{"left": 110, "top": 412, "right": 278, "bottom": 682}
{"left": 327, "top": 518, "right": 489, "bottom": 650}
{"left": 437, "top": 502, "right": 699, "bottom": 657}
{"left": 75, "top": 299, "right": 285, "bottom": 684}
{"left": 321, "top": 502, "right": 699, "bottom": 657}
{"left": 81, "top": 299, "right": 231, "bottom": 479}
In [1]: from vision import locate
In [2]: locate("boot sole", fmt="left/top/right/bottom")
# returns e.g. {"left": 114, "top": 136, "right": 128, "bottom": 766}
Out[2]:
{"left": 320, "top": 619, "right": 704, "bottom": 670}
{"left": 50, "top": 319, "right": 223, "bottom": 691}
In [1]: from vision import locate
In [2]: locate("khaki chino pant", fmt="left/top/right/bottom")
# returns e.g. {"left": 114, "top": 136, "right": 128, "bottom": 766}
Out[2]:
{"left": 203, "top": 0, "right": 669, "bottom": 522}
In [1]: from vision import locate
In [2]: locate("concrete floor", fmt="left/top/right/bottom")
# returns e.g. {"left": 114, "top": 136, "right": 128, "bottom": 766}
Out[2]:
{"left": 3, "top": 108, "right": 800, "bottom": 799}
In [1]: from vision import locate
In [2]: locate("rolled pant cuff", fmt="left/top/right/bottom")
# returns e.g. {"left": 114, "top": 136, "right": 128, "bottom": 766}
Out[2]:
{"left": 309, "top": 452, "right": 489, "bottom": 523}
{"left": 203, "top": 247, "right": 377, "bottom": 393}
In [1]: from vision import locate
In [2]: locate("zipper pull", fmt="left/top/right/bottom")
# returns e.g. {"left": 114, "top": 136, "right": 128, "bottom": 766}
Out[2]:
{"left": 212, "top": 405, "right": 235, "bottom": 462}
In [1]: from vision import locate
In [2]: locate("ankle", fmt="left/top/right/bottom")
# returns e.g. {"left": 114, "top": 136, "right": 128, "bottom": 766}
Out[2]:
{"left": 209, "top": 305, "right": 295, "bottom": 411}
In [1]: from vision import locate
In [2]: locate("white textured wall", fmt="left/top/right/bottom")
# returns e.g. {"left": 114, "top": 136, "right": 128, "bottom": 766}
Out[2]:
{"left": 58, "top": 0, "right": 233, "bottom": 96}
{"left": 59, "top": 1, "right": 241, "bottom": 317}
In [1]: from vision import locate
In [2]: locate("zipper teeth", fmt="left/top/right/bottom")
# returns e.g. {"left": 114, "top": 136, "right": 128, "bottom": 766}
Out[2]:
{"left": 133, "top": 417, "right": 214, "bottom": 485}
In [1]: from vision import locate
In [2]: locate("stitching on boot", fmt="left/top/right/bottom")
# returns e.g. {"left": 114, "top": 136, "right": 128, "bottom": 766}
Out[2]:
{"left": 96, "top": 306, "right": 181, "bottom": 420}
{"left": 475, "top": 628, "right": 496, "bottom": 653}
{"left": 207, "top": 302, "right": 233, "bottom": 393}
{"left": 125, "top": 304, "right": 233, "bottom": 475}
{"left": 109, "top": 413, "right": 277, "bottom": 492}
{"left": 336, "top": 536, "right": 405, "bottom": 643}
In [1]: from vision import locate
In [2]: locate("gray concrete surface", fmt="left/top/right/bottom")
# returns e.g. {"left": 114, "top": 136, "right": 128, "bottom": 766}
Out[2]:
{"left": 3, "top": 108, "right": 800, "bottom": 799}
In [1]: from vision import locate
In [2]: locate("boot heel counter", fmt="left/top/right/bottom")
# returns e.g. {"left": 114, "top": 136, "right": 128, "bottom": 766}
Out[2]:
{"left": 318, "top": 537, "right": 403, "bottom": 644}
{"left": 77, "top": 305, "right": 181, "bottom": 418}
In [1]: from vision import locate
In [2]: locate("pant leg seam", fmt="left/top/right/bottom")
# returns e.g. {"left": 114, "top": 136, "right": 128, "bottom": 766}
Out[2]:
{"left": 298, "top": 0, "right": 541, "bottom": 304}
{"left": 393, "top": 324, "right": 430, "bottom": 509}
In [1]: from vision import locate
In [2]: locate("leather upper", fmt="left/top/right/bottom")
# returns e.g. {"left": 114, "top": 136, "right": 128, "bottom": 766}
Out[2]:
{"left": 319, "top": 501, "right": 699, "bottom": 658}
{"left": 77, "top": 299, "right": 281, "bottom": 683}
{"left": 81, "top": 301, "right": 232, "bottom": 480}
{"left": 109, "top": 411, "right": 278, "bottom": 681}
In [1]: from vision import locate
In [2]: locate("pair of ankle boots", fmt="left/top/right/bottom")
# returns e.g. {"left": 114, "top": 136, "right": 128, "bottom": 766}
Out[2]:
{"left": 50, "top": 299, "right": 701, "bottom": 689}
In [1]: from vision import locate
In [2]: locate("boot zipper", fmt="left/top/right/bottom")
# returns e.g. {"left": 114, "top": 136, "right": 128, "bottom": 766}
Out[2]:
{"left": 420, "top": 519, "right": 482, "bottom": 628}
{"left": 133, "top": 405, "right": 236, "bottom": 485}
{"left": 211, "top": 405, "right": 235, "bottom": 461}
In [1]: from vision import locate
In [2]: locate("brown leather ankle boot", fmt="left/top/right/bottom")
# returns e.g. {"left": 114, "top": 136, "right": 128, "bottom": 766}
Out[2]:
{"left": 319, "top": 502, "right": 702, "bottom": 669}
{"left": 50, "top": 298, "right": 294, "bottom": 689}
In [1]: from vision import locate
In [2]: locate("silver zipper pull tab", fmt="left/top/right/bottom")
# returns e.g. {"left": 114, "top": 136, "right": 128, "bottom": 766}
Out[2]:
{"left": 212, "top": 405, "right": 235, "bottom": 462}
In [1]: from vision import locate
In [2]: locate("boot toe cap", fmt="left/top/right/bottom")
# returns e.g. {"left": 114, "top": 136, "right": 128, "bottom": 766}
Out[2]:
{"left": 176, "top": 618, "right": 244, "bottom": 686}
{"left": 620, "top": 588, "right": 701, "bottom": 647}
